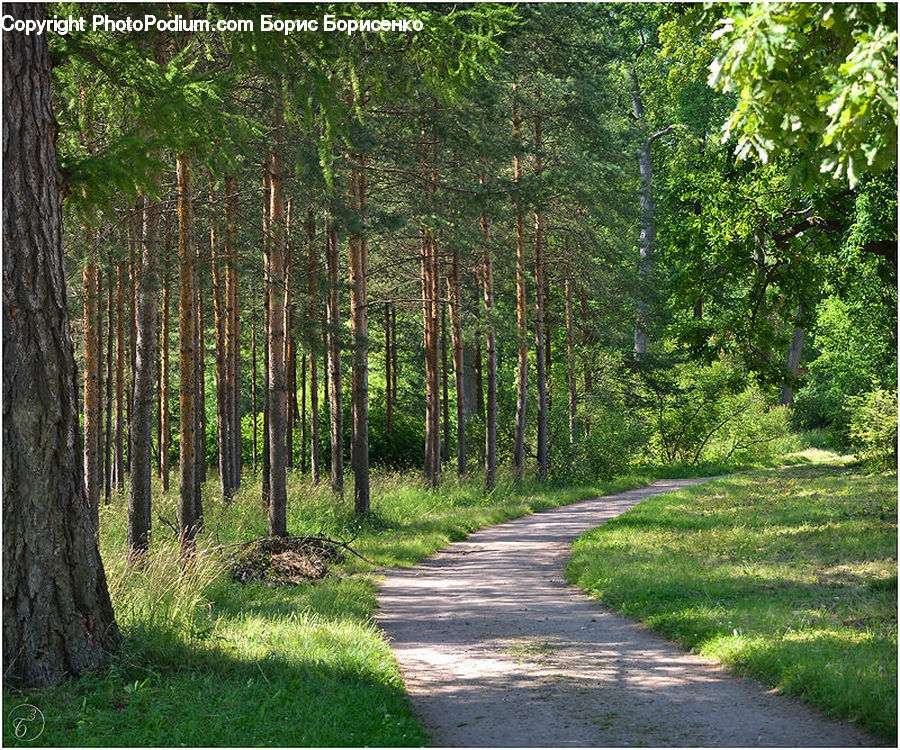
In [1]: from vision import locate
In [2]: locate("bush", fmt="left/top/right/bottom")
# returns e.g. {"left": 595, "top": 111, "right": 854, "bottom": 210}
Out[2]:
{"left": 846, "top": 389, "right": 898, "bottom": 470}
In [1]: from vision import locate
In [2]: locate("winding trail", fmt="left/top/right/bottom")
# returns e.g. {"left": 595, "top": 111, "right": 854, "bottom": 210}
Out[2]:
{"left": 376, "top": 478, "right": 880, "bottom": 747}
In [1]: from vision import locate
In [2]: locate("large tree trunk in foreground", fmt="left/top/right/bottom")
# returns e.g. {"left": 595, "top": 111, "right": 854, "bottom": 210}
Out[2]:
{"left": 2, "top": 4, "right": 119, "bottom": 686}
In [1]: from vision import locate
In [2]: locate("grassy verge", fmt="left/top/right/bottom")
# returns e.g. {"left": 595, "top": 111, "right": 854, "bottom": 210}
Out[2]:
{"left": 567, "top": 461, "right": 898, "bottom": 741}
{"left": 2, "top": 469, "right": 651, "bottom": 747}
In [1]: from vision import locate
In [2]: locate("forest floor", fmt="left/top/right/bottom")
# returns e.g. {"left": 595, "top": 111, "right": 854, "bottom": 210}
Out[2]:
{"left": 377, "top": 472, "right": 888, "bottom": 747}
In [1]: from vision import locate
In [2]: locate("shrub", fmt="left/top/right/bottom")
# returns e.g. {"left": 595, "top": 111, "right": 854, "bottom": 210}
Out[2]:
{"left": 846, "top": 389, "right": 898, "bottom": 470}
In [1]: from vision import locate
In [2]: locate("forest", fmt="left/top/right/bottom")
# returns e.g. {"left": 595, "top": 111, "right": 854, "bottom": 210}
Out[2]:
{"left": 2, "top": 1, "right": 897, "bottom": 746}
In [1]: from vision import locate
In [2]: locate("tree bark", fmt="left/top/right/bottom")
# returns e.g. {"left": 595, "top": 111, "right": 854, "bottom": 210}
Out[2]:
{"left": 780, "top": 305, "right": 806, "bottom": 407}
{"left": 385, "top": 302, "right": 393, "bottom": 436}
{"left": 580, "top": 284, "right": 592, "bottom": 436}
{"left": 160, "top": 266, "right": 170, "bottom": 492}
{"left": 114, "top": 264, "right": 125, "bottom": 490}
{"left": 306, "top": 208, "right": 321, "bottom": 485}
{"left": 348, "top": 156, "right": 370, "bottom": 514}
{"left": 480, "top": 192, "right": 498, "bottom": 492}
{"left": 3, "top": 4, "right": 120, "bottom": 685}
{"left": 104, "top": 265, "right": 114, "bottom": 502}
{"left": 224, "top": 175, "right": 241, "bottom": 489}
{"left": 512, "top": 88, "right": 528, "bottom": 484}
{"left": 177, "top": 151, "right": 199, "bottom": 555}
{"left": 532, "top": 114, "right": 548, "bottom": 479}
{"left": 266, "top": 113, "right": 289, "bottom": 538}
{"left": 211, "top": 183, "right": 231, "bottom": 499}
{"left": 447, "top": 246, "right": 466, "bottom": 476}
{"left": 128, "top": 188, "right": 160, "bottom": 559}
{"left": 441, "top": 301, "right": 450, "bottom": 465}
{"left": 631, "top": 71, "right": 671, "bottom": 360}
{"left": 564, "top": 237, "right": 578, "bottom": 453}
{"left": 325, "top": 218, "right": 344, "bottom": 496}
{"left": 82, "top": 242, "right": 102, "bottom": 528}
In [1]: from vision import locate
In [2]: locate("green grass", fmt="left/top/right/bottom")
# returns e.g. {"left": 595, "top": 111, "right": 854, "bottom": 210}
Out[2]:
{"left": 567, "top": 461, "right": 898, "bottom": 741}
{"left": 2, "top": 467, "right": 652, "bottom": 747}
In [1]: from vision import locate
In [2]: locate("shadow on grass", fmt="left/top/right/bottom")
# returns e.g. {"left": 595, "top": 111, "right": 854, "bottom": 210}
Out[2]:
{"left": 2, "top": 578, "right": 426, "bottom": 748}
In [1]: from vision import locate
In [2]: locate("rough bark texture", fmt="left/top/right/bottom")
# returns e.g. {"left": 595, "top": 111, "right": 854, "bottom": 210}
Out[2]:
{"left": 532, "top": 114, "right": 548, "bottom": 479}
{"left": 325, "top": 219, "right": 344, "bottom": 496}
{"left": 512, "top": 90, "right": 528, "bottom": 484}
{"left": 3, "top": 5, "right": 120, "bottom": 686}
{"left": 177, "top": 151, "right": 199, "bottom": 554}
{"left": 348, "top": 157, "right": 370, "bottom": 514}
{"left": 266, "top": 121, "right": 289, "bottom": 537}
{"left": 421, "top": 134, "right": 441, "bottom": 489}
{"left": 129, "top": 188, "right": 161, "bottom": 559}
{"left": 284, "top": 199, "right": 296, "bottom": 471}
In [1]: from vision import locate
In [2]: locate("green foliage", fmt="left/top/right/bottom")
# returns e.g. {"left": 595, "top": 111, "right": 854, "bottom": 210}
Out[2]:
{"left": 568, "top": 463, "right": 898, "bottom": 740}
{"left": 846, "top": 389, "right": 898, "bottom": 470}
{"left": 706, "top": 2, "right": 898, "bottom": 187}
{"left": 640, "top": 358, "right": 791, "bottom": 465}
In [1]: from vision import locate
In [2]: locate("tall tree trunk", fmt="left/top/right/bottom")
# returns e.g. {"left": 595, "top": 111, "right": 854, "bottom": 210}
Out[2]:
{"left": 251, "top": 310, "right": 258, "bottom": 472}
{"left": 129, "top": 188, "right": 161, "bottom": 559}
{"left": 348, "top": 157, "right": 370, "bottom": 514}
{"left": 211, "top": 184, "right": 231, "bottom": 500}
{"left": 195, "top": 267, "right": 206, "bottom": 497}
{"left": 447, "top": 246, "right": 466, "bottom": 476}
{"left": 82, "top": 241, "right": 102, "bottom": 528}
{"left": 266, "top": 113, "right": 289, "bottom": 537}
{"left": 441, "top": 301, "right": 450, "bottom": 465}
{"left": 391, "top": 304, "right": 398, "bottom": 406}
{"left": 224, "top": 175, "right": 241, "bottom": 489}
{"left": 261, "top": 169, "right": 271, "bottom": 507}
{"left": 160, "top": 268, "right": 170, "bottom": 492}
{"left": 300, "top": 350, "right": 307, "bottom": 473}
{"left": 579, "top": 285, "right": 592, "bottom": 436}
{"left": 532, "top": 114, "right": 548, "bottom": 479}
{"left": 325, "top": 218, "right": 344, "bottom": 496}
{"left": 780, "top": 305, "right": 806, "bottom": 407}
{"left": 564, "top": 237, "right": 578, "bottom": 453}
{"left": 512, "top": 88, "right": 528, "bottom": 484}
{"left": 284, "top": 199, "right": 296, "bottom": 471}
{"left": 177, "top": 151, "right": 199, "bottom": 555}
{"left": 480, "top": 193, "right": 498, "bottom": 492}
{"left": 385, "top": 302, "right": 393, "bottom": 436}
{"left": 306, "top": 207, "right": 321, "bottom": 485}
{"left": 631, "top": 71, "right": 672, "bottom": 360}
{"left": 3, "top": 4, "right": 120, "bottom": 685}
{"left": 104, "top": 265, "right": 114, "bottom": 502}
{"left": 421, "top": 133, "right": 441, "bottom": 489}
{"left": 114, "top": 264, "right": 125, "bottom": 490}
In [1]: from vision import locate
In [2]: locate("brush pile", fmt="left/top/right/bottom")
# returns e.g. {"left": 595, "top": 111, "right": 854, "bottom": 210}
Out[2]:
{"left": 229, "top": 535, "right": 346, "bottom": 585}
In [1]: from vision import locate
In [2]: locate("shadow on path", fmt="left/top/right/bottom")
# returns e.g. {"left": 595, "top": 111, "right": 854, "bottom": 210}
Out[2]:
{"left": 376, "top": 478, "right": 881, "bottom": 747}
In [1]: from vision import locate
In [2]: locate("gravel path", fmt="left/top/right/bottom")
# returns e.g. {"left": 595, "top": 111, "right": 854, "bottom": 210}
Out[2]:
{"left": 376, "top": 478, "right": 882, "bottom": 747}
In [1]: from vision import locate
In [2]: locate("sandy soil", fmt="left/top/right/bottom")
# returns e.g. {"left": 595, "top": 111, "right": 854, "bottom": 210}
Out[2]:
{"left": 376, "top": 478, "right": 883, "bottom": 747}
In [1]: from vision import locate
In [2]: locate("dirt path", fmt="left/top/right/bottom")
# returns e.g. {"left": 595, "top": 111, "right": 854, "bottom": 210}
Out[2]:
{"left": 376, "top": 478, "right": 881, "bottom": 747}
